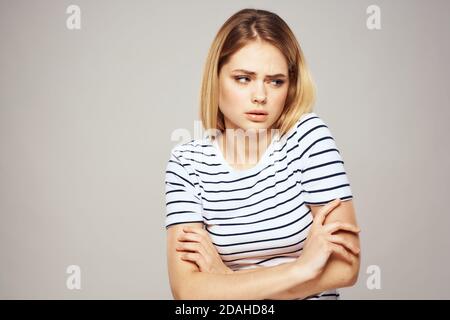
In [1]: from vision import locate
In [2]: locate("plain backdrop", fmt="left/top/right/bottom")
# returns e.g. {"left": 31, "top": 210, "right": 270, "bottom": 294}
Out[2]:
{"left": 1, "top": 0, "right": 449, "bottom": 299}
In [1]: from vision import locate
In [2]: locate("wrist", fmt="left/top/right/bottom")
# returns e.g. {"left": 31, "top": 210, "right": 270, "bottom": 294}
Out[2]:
{"left": 223, "top": 265, "right": 234, "bottom": 275}
{"left": 290, "top": 259, "right": 318, "bottom": 283}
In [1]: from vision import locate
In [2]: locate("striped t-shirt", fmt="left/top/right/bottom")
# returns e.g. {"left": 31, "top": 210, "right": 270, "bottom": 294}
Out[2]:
{"left": 164, "top": 112, "right": 353, "bottom": 300}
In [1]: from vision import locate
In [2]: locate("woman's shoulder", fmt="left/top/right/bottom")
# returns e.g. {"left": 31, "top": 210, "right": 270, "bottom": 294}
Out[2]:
{"left": 293, "top": 111, "right": 332, "bottom": 137}
{"left": 168, "top": 137, "right": 216, "bottom": 163}
{"left": 296, "top": 111, "right": 324, "bottom": 128}
{"left": 280, "top": 111, "right": 324, "bottom": 141}
{"left": 277, "top": 111, "right": 335, "bottom": 157}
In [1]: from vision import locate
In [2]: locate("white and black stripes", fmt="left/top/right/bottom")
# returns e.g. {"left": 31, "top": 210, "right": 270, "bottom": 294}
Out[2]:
{"left": 164, "top": 112, "right": 353, "bottom": 300}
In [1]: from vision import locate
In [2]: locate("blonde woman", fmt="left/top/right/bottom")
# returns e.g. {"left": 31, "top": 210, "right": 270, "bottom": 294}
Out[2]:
{"left": 164, "top": 8, "right": 361, "bottom": 300}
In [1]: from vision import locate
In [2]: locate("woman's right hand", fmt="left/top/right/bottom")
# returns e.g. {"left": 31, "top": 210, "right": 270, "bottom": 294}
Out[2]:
{"left": 296, "top": 198, "right": 361, "bottom": 279}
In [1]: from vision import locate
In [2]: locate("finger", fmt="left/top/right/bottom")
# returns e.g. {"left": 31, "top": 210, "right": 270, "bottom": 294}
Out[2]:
{"left": 178, "top": 233, "right": 203, "bottom": 243}
{"left": 324, "top": 222, "right": 361, "bottom": 235}
{"left": 329, "top": 243, "right": 353, "bottom": 264}
{"left": 177, "top": 243, "right": 213, "bottom": 271}
{"left": 182, "top": 227, "right": 211, "bottom": 244}
{"left": 314, "top": 198, "right": 341, "bottom": 226}
{"left": 179, "top": 230, "right": 218, "bottom": 258}
{"left": 181, "top": 252, "right": 208, "bottom": 271}
{"left": 182, "top": 227, "right": 218, "bottom": 255}
{"left": 176, "top": 242, "right": 208, "bottom": 257}
{"left": 327, "top": 235, "right": 360, "bottom": 255}
{"left": 183, "top": 226, "right": 208, "bottom": 237}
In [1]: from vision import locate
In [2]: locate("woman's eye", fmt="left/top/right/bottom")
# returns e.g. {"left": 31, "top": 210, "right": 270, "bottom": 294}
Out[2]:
{"left": 234, "top": 76, "right": 285, "bottom": 87}
{"left": 271, "top": 79, "right": 285, "bottom": 87}
{"left": 235, "top": 76, "right": 250, "bottom": 84}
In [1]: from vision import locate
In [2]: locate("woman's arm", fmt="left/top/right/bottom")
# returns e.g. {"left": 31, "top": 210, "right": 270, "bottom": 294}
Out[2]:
{"left": 167, "top": 223, "right": 315, "bottom": 300}
{"left": 168, "top": 199, "right": 360, "bottom": 299}
{"left": 235, "top": 252, "right": 359, "bottom": 300}
{"left": 235, "top": 200, "right": 360, "bottom": 299}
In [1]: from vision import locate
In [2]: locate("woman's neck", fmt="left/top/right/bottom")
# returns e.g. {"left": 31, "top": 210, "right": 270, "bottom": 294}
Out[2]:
{"left": 217, "top": 128, "right": 275, "bottom": 168}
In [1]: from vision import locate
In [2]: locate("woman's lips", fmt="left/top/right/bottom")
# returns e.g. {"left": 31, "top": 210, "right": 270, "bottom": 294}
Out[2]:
{"left": 245, "top": 112, "right": 268, "bottom": 121}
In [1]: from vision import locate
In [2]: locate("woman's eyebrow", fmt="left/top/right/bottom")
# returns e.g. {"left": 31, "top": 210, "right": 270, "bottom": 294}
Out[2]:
{"left": 231, "top": 69, "right": 287, "bottom": 78}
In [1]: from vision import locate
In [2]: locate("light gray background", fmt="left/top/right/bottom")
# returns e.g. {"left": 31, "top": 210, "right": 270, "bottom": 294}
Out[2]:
{"left": 1, "top": 0, "right": 449, "bottom": 299}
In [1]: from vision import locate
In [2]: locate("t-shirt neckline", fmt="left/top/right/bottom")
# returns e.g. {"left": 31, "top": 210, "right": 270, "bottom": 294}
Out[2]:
{"left": 205, "top": 112, "right": 315, "bottom": 176}
{"left": 210, "top": 132, "right": 279, "bottom": 176}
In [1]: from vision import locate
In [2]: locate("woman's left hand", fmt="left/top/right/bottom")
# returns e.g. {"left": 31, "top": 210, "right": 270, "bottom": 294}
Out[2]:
{"left": 176, "top": 226, "right": 233, "bottom": 275}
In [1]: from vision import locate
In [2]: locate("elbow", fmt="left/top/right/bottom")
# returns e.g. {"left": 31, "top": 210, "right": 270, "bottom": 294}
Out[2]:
{"left": 344, "top": 269, "right": 359, "bottom": 287}
{"left": 171, "top": 279, "right": 203, "bottom": 300}
{"left": 170, "top": 279, "right": 189, "bottom": 300}
{"left": 341, "top": 255, "right": 360, "bottom": 287}
{"left": 170, "top": 282, "right": 182, "bottom": 300}
{"left": 174, "top": 289, "right": 206, "bottom": 300}
{"left": 171, "top": 287, "right": 183, "bottom": 300}
{"left": 172, "top": 286, "right": 193, "bottom": 300}
{"left": 329, "top": 253, "right": 360, "bottom": 289}
{"left": 171, "top": 284, "right": 195, "bottom": 300}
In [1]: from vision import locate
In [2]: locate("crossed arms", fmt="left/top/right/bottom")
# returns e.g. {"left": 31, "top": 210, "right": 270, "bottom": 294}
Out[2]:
{"left": 166, "top": 199, "right": 360, "bottom": 300}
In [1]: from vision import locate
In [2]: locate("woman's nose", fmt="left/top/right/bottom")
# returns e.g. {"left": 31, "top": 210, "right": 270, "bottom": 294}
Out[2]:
{"left": 252, "top": 83, "right": 267, "bottom": 104}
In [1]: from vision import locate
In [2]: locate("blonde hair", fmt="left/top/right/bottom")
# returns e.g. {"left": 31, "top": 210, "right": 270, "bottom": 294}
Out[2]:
{"left": 199, "top": 8, "right": 316, "bottom": 138}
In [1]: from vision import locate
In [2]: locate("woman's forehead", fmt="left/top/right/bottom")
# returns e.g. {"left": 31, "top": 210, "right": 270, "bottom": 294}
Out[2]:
{"left": 224, "top": 44, "right": 288, "bottom": 74}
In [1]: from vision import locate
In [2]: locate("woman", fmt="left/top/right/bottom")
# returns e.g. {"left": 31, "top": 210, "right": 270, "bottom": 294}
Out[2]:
{"left": 164, "top": 8, "right": 361, "bottom": 300}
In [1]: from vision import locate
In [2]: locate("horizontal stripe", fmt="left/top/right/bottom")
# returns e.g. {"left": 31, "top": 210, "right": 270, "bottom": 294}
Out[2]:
{"left": 303, "top": 160, "right": 344, "bottom": 173}
{"left": 220, "top": 236, "right": 308, "bottom": 258}
{"left": 305, "top": 195, "right": 353, "bottom": 205}
{"left": 207, "top": 210, "right": 311, "bottom": 237}
{"left": 212, "top": 219, "right": 313, "bottom": 248}
{"left": 303, "top": 293, "right": 340, "bottom": 300}
{"left": 178, "top": 149, "right": 217, "bottom": 157}
{"left": 165, "top": 220, "right": 203, "bottom": 229}
{"left": 201, "top": 169, "right": 300, "bottom": 203}
{"left": 307, "top": 183, "right": 350, "bottom": 193}
{"left": 166, "top": 210, "right": 200, "bottom": 217}
{"left": 310, "top": 148, "right": 340, "bottom": 157}
{"left": 204, "top": 190, "right": 306, "bottom": 221}
{"left": 256, "top": 251, "right": 302, "bottom": 265}
{"left": 213, "top": 203, "right": 309, "bottom": 226}
{"left": 302, "top": 171, "right": 346, "bottom": 185}
{"left": 166, "top": 200, "right": 200, "bottom": 206}
{"left": 165, "top": 170, "right": 196, "bottom": 188}
{"left": 165, "top": 181, "right": 184, "bottom": 187}
{"left": 202, "top": 180, "right": 302, "bottom": 212}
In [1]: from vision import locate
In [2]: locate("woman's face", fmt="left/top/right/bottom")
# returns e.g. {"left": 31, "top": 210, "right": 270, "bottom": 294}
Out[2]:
{"left": 218, "top": 40, "right": 289, "bottom": 133}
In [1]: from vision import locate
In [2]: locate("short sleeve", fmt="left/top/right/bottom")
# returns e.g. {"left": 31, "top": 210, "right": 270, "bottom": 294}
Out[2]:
{"left": 300, "top": 117, "right": 353, "bottom": 206}
{"left": 164, "top": 150, "right": 204, "bottom": 229}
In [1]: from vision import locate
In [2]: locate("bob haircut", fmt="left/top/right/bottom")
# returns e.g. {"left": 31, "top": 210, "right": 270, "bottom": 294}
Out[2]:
{"left": 199, "top": 8, "right": 317, "bottom": 139}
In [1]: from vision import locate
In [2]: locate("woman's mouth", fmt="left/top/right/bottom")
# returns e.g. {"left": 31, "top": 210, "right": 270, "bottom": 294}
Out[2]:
{"left": 245, "top": 110, "right": 268, "bottom": 122}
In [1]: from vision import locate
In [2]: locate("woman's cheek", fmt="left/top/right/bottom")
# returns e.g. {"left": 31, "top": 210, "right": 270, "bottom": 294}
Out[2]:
{"left": 225, "top": 85, "right": 247, "bottom": 109}
{"left": 273, "top": 89, "right": 288, "bottom": 107}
